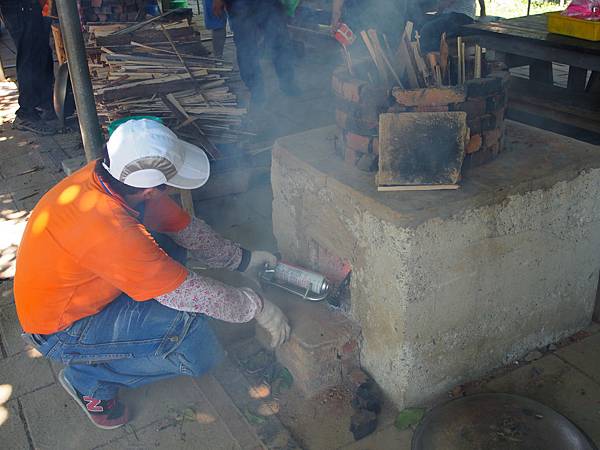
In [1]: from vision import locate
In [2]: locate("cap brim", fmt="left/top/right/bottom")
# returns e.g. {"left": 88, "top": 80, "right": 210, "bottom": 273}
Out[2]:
{"left": 166, "top": 139, "right": 211, "bottom": 189}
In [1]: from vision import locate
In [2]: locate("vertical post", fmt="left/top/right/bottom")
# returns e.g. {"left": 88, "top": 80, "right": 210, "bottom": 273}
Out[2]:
{"left": 55, "top": 0, "right": 104, "bottom": 162}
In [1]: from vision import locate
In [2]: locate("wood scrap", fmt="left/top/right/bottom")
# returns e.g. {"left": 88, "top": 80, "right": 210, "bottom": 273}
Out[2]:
{"left": 367, "top": 29, "right": 403, "bottom": 88}
{"left": 440, "top": 33, "right": 449, "bottom": 84}
{"left": 361, "top": 30, "right": 389, "bottom": 85}
{"left": 474, "top": 44, "right": 482, "bottom": 79}
{"left": 395, "top": 30, "right": 419, "bottom": 89}
{"left": 87, "top": 18, "right": 246, "bottom": 151}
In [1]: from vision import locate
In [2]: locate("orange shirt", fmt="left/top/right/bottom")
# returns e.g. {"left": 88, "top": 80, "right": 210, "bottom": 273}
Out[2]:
{"left": 14, "top": 161, "right": 191, "bottom": 334}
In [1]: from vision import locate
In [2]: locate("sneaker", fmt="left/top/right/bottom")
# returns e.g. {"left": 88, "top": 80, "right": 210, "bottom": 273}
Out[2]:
{"left": 12, "top": 116, "right": 56, "bottom": 136}
{"left": 58, "top": 369, "right": 129, "bottom": 430}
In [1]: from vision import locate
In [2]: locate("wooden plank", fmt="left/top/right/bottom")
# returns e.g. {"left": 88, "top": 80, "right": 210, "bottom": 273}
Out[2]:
{"left": 530, "top": 60, "right": 553, "bottom": 84}
{"left": 469, "top": 34, "right": 600, "bottom": 72}
{"left": 568, "top": 67, "right": 588, "bottom": 92}
{"left": 378, "top": 112, "right": 468, "bottom": 189}
{"left": 587, "top": 71, "right": 600, "bottom": 93}
{"left": 464, "top": 18, "right": 600, "bottom": 55}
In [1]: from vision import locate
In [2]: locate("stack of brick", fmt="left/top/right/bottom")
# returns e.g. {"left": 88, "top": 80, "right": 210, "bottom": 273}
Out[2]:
{"left": 332, "top": 65, "right": 389, "bottom": 169}
{"left": 332, "top": 61, "right": 510, "bottom": 171}
{"left": 391, "top": 69, "right": 510, "bottom": 168}
{"left": 80, "top": 0, "right": 143, "bottom": 22}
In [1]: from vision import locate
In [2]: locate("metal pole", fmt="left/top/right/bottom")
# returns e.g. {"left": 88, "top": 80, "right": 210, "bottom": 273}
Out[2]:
{"left": 55, "top": 0, "right": 104, "bottom": 162}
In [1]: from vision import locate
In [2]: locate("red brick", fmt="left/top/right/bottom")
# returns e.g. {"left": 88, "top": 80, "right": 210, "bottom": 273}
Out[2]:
{"left": 465, "top": 77, "right": 503, "bottom": 98}
{"left": 483, "top": 128, "right": 502, "bottom": 146}
{"left": 341, "top": 79, "right": 365, "bottom": 103}
{"left": 345, "top": 131, "right": 371, "bottom": 153}
{"left": 91, "top": 0, "right": 102, "bottom": 7}
{"left": 465, "top": 134, "right": 482, "bottom": 154}
{"left": 387, "top": 104, "right": 412, "bottom": 113}
{"left": 416, "top": 105, "right": 449, "bottom": 112}
{"left": 486, "top": 93, "right": 507, "bottom": 113}
{"left": 336, "top": 109, "right": 349, "bottom": 130}
{"left": 345, "top": 146, "right": 365, "bottom": 167}
{"left": 392, "top": 86, "right": 465, "bottom": 107}
{"left": 454, "top": 98, "right": 486, "bottom": 117}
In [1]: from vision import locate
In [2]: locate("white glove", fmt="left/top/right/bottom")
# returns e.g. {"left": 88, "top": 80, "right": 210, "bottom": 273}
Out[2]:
{"left": 255, "top": 299, "right": 290, "bottom": 348}
{"left": 244, "top": 251, "right": 277, "bottom": 279}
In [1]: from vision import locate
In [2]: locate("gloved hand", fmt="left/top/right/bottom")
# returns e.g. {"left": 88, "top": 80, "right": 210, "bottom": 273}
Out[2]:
{"left": 255, "top": 299, "right": 290, "bottom": 348}
{"left": 243, "top": 251, "right": 277, "bottom": 280}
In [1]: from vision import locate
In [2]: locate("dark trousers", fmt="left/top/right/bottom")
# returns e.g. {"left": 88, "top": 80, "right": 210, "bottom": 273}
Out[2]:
{"left": 419, "top": 12, "right": 475, "bottom": 53}
{"left": 226, "top": 0, "right": 295, "bottom": 97}
{"left": 0, "top": 1, "right": 54, "bottom": 119}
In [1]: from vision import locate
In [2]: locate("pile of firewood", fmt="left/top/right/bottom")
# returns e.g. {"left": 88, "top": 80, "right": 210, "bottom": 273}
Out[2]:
{"left": 358, "top": 22, "right": 482, "bottom": 89}
{"left": 87, "top": 11, "right": 247, "bottom": 159}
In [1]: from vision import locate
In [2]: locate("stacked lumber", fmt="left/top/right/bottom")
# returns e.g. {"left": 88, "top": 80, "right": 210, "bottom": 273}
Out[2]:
{"left": 87, "top": 13, "right": 247, "bottom": 158}
{"left": 80, "top": 0, "right": 144, "bottom": 23}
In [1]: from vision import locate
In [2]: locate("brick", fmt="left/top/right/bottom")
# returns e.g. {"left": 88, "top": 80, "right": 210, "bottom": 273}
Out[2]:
{"left": 465, "top": 76, "right": 503, "bottom": 98}
{"left": 486, "top": 93, "right": 507, "bottom": 113}
{"left": 465, "top": 134, "right": 482, "bottom": 154}
{"left": 489, "top": 70, "right": 511, "bottom": 87}
{"left": 483, "top": 127, "right": 503, "bottom": 146}
{"left": 345, "top": 131, "right": 371, "bottom": 153}
{"left": 257, "top": 297, "right": 361, "bottom": 398}
{"left": 91, "top": 0, "right": 102, "bottom": 7}
{"left": 342, "top": 79, "right": 365, "bottom": 103}
{"left": 467, "top": 117, "right": 482, "bottom": 134}
{"left": 415, "top": 105, "right": 449, "bottom": 112}
{"left": 345, "top": 147, "right": 364, "bottom": 166}
{"left": 480, "top": 113, "right": 498, "bottom": 132}
{"left": 392, "top": 86, "right": 466, "bottom": 107}
{"left": 335, "top": 108, "right": 378, "bottom": 135}
{"left": 454, "top": 98, "right": 486, "bottom": 117}
{"left": 485, "top": 60, "right": 508, "bottom": 73}
{"left": 387, "top": 104, "right": 413, "bottom": 113}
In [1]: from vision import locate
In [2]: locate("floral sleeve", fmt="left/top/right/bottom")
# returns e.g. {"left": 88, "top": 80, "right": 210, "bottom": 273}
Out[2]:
{"left": 155, "top": 270, "right": 263, "bottom": 323}
{"left": 166, "top": 217, "right": 243, "bottom": 270}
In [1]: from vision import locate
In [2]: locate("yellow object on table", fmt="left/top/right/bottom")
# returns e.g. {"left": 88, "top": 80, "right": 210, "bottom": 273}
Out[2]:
{"left": 547, "top": 12, "right": 600, "bottom": 41}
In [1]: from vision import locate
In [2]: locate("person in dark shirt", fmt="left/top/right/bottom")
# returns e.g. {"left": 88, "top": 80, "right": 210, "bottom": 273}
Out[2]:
{"left": 212, "top": 0, "right": 301, "bottom": 108}
{"left": 0, "top": 0, "right": 56, "bottom": 135}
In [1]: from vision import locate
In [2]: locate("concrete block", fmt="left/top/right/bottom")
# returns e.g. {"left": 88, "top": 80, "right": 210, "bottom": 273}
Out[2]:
{"left": 256, "top": 289, "right": 361, "bottom": 398}
{"left": 0, "top": 353, "right": 54, "bottom": 398}
{"left": 0, "top": 305, "right": 27, "bottom": 356}
{"left": 0, "top": 401, "right": 29, "bottom": 450}
{"left": 271, "top": 122, "right": 600, "bottom": 410}
{"left": 20, "top": 384, "right": 127, "bottom": 449}
{"left": 392, "top": 86, "right": 466, "bottom": 107}
{"left": 61, "top": 156, "right": 86, "bottom": 176}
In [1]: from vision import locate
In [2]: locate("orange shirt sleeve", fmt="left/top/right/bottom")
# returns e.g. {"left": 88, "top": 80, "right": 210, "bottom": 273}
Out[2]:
{"left": 79, "top": 214, "right": 188, "bottom": 301}
{"left": 143, "top": 191, "right": 191, "bottom": 233}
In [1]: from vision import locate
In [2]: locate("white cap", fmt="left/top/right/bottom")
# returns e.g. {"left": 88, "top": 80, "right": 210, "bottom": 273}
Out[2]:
{"left": 104, "top": 119, "right": 210, "bottom": 189}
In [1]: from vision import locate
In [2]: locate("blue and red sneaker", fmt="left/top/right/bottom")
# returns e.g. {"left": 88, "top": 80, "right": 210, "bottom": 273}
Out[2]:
{"left": 58, "top": 369, "right": 129, "bottom": 430}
